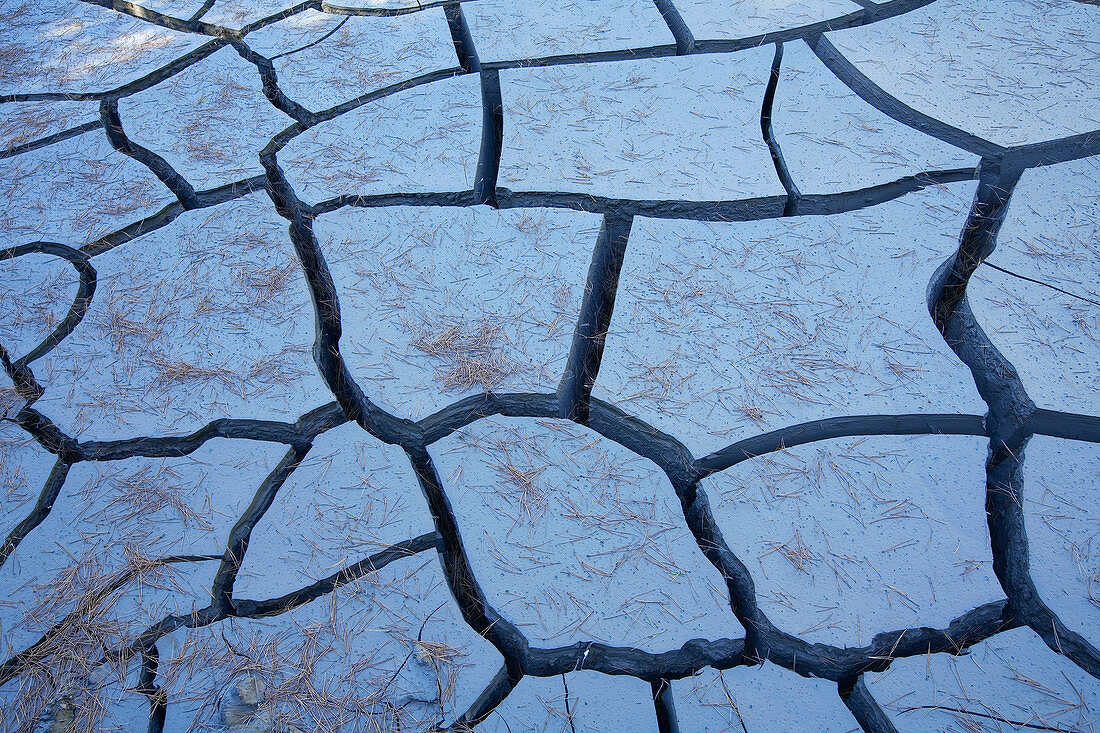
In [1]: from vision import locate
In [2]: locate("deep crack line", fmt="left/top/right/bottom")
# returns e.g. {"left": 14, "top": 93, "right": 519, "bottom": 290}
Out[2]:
{"left": 231, "top": 40, "right": 319, "bottom": 124}
{"left": 808, "top": 34, "right": 1004, "bottom": 159}
{"left": 137, "top": 644, "right": 166, "bottom": 733}
{"left": 259, "top": 141, "right": 421, "bottom": 445}
{"left": 0, "top": 458, "right": 70, "bottom": 569}
{"left": 209, "top": 446, "right": 309, "bottom": 615}
{"left": 761, "top": 42, "right": 801, "bottom": 216}
{"left": 929, "top": 159, "right": 1100, "bottom": 680}
{"left": 695, "top": 413, "right": 988, "bottom": 479}
{"left": 444, "top": 1, "right": 481, "bottom": 74}
{"left": 652, "top": 0, "right": 695, "bottom": 55}
{"left": 474, "top": 68, "right": 504, "bottom": 205}
{"left": 405, "top": 446, "right": 529, "bottom": 681}
{"left": 0, "top": 120, "right": 104, "bottom": 160}
{"left": 558, "top": 213, "right": 633, "bottom": 425}
{"left": 0, "top": 242, "right": 97, "bottom": 369}
{"left": 652, "top": 678, "right": 680, "bottom": 733}
{"left": 101, "top": 99, "right": 200, "bottom": 208}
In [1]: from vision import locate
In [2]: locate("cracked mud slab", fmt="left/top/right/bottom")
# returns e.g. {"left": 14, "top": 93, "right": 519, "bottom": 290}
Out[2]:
{"left": 256, "top": 9, "right": 455, "bottom": 112}
{"left": 674, "top": 0, "right": 861, "bottom": 41}
{"left": 827, "top": 0, "right": 1100, "bottom": 147}
{"left": 432, "top": 416, "right": 744, "bottom": 650}
{"left": 0, "top": 131, "right": 174, "bottom": 244}
{"left": 499, "top": 52, "right": 785, "bottom": 201}
{"left": 462, "top": 0, "right": 673, "bottom": 62}
{"left": 316, "top": 206, "right": 596, "bottom": 420}
{"left": 282, "top": 73, "right": 481, "bottom": 202}
{"left": 673, "top": 662, "right": 859, "bottom": 732}
{"left": 120, "top": 46, "right": 295, "bottom": 190}
{"left": 773, "top": 41, "right": 977, "bottom": 194}
{"left": 595, "top": 185, "right": 985, "bottom": 456}
{"left": 865, "top": 627, "right": 1100, "bottom": 732}
{"left": 33, "top": 194, "right": 329, "bottom": 440}
{"left": 1, "top": 0, "right": 1099, "bottom": 731}
{"left": 703, "top": 435, "right": 1001, "bottom": 647}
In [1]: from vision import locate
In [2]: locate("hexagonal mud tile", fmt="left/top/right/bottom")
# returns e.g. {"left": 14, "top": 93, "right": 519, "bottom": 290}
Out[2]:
{"left": 431, "top": 416, "right": 744, "bottom": 651}
{"left": 702, "top": 435, "right": 1002, "bottom": 648}
{"left": 315, "top": 205, "right": 597, "bottom": 420}
{"left": 33, "top": 193, "right": 330, "bottom": 441}
{"left": 594, "top": 183, "right": 985, "bottom": 457}
{"left": 499, "top": 51, "right": 786, "bottom": 202}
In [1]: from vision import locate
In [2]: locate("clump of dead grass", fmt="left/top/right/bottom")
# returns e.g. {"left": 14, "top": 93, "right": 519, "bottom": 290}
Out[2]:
{"left": 410, "top": 318, "right": 517, "bottom": 392}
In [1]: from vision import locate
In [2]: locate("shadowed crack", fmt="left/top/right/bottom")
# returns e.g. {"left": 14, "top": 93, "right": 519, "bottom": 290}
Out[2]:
{"left": 652, "top": 678, "right": 679, "bottom": 733}
{"left": 928, "top": 159, "right": 1100, "bottom": 679}
{"left": 761, "top": 42, "right": 801, "bottom": 216}
{"left": 0, "top": 458, "right": 70, "bottom": 569}
{"left": 259, "top": 141, "right": 421, "bottom": 445}
{"left": 652, "top": 0, "right": 695, "bottom": 55}
{"left": 136, "top": 644, "right": 166, "bottom": 733}
{"left": 78, "top": 0, "right": 235, "bottom": 37}
{"left": 808, "top": 34, "right": 1004, "bottom": 159}
{"left": 0, "top": 242, "right": 97, "bottom": 368}
{"left": 231, "top": 40, "right": 318, "bottom": 123}
{"left": 696, "top": 414, "right": 988, "bottom": 478}
{"left": 3, "top": 0, "right": 1099, "bottom": 728}
{"left": 101, "top": 99, "right": 200, "bottom": 207}
{"left": 406, "top": 447, "right": 529, "bottom": 680}
{"left": 843, "top": 678, "right": 899, "bottom": 733}
{"left": 558, "top": 213, "right": 634, "bottom": 424}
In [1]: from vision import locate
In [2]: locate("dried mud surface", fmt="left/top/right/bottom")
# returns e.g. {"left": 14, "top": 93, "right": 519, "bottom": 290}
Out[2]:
{"left": 1, "top": 0, "right": 1099, "bottom": 731}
